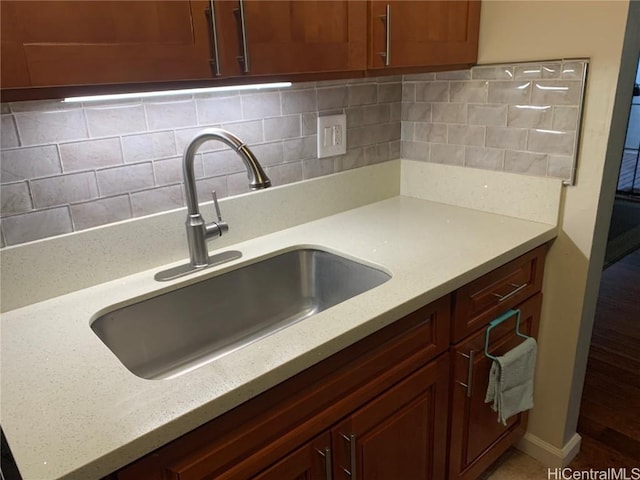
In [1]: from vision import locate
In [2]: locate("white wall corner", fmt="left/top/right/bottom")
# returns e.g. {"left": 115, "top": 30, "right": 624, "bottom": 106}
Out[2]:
{"left": 516, "top": 432, "right": 582, "bottom": 468}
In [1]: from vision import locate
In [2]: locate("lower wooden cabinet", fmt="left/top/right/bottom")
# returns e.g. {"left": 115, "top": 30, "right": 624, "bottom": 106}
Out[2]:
{"left": 332, "top": 355, "right": 449, "bottom": 480}
{"left": 448, "top": 293, "right": 542, "bottom": 480}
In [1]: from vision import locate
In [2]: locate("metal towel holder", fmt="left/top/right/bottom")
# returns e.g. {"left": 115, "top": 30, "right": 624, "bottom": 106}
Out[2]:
{"left": 484, "top": 309, "right": 530, "bottom": 361}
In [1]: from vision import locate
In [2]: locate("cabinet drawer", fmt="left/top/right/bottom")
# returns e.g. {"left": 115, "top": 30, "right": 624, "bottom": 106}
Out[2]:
{"left": 451, "top": 245, "right": 546, "bottom": 343}
{"left": 114, "top": 295, "right": 450, "bottom": 480}
{"left": 449, "top": 293, "right": 541, "bottom": 480}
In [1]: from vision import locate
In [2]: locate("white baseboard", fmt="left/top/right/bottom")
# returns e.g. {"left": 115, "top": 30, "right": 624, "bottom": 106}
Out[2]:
{"left": 516, "top": 432, "right": 582, "bottom": 467}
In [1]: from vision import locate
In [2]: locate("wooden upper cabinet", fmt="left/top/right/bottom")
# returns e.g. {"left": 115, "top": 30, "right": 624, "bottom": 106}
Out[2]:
{"left": 215, "top": 1, "right": 367, "bottom": 77}
{"left": 1, "top": 1, "right": 215, "bottom": 89}
{"left": 368, "top": 0, "right": 480, "bottom": 70}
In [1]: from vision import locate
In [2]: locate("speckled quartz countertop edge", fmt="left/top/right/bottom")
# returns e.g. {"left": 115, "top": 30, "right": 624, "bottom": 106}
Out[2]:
{"left": 0, "top": 195, "right": 558, "bottom": 480}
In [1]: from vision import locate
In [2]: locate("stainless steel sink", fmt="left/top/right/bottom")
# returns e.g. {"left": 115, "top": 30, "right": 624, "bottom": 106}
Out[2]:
{"left": 91, "top": 248, "right": 391, "bottom": 380}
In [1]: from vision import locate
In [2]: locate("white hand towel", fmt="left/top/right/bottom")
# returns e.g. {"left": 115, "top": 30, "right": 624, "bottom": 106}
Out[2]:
{"left": 485, "top": 337, "right": 537, "bottom": 426}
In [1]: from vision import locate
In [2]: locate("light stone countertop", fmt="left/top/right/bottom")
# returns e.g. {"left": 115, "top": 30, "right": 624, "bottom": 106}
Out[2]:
{"left": 0, "top": 195, "right": 557, "bottom": 480}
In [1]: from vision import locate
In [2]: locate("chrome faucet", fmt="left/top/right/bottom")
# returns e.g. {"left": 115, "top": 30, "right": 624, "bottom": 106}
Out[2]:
{"left": 150, "top": 128, "right": 272, "bottom": 282}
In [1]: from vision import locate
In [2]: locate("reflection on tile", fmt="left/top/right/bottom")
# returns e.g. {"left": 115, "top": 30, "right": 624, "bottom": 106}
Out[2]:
{"left": 507, "top": 105, "right": 552, "bottom": 129}
{"left": 532, "top": 81, "right": 582, "bottom": 105}
{"left": 70, "top": 195, "right": 132, "bottom": 231}
{"left": 1, "top": 182, "right": 32, "bottom": 215}
{"left": 1, "top": 145, "right": 61, "bottom": 182}
{"left": 488, "top": 81, "right": 531, "bottom": 104}
{"left": 60, "top": 138, "right": 123, "bottom": 172}
{"left": 472, "top": 66, "right": 514, "bottom": 80}
{"left": 542, "top": 63, "right": 562, "bottom": 79}
{"left": 31, "top": 172, "right": 99, "bottom": 208}
{"left": 561, "top": 61, "right": 585, "bottom": 80}
{"left": 450, "top": 81, "right": 489, "bottom": 103}
{"left": 3, "top": 207, "right": 72, "bottom": 245}
{"left": 514, "top": 65, "right": 542, "bottom": 80}
{"left": 528, "top": 129, "right": 575, "bottom": 155}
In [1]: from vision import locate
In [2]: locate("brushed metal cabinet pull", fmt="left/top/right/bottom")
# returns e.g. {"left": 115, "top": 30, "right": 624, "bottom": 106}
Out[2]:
{"left": 207, "top": 0, "right": 221, "bottom": 76}
{"left": 491, "top": 282, "right": 528, "bottom": 303}
{"left": 378, "top": 4, "right": 391, "bottom": 66}
{"left": 455, "top": 350, "right": 475, "bottom": 398}
{"left": 340, "top": 433, "right": 357, "bottom": 479}
{"left": 237, "top": 0, "right": 250, "bottom": 73}
{"left": 316, "top": 447, "right": 333, "bottom": 480}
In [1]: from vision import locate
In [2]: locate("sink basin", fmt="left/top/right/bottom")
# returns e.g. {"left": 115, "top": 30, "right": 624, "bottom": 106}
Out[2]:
{"left": 91, "top": 248, "right": 391, "bottom": 380}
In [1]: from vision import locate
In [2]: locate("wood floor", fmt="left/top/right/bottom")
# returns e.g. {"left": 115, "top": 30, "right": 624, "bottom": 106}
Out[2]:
{"left": 570, "top": 248, "right": 640, "bottom": 468}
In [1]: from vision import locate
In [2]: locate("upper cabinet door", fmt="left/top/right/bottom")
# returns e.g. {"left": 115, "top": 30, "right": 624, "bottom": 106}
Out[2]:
{"left": 1, "top": 1, "right": 215, "bottom": 89}
{"left": 368, "top": 0, "right": 480, "bottom": 70}
{"left": 215, "top": 0, "right": 367, "bottom": 77}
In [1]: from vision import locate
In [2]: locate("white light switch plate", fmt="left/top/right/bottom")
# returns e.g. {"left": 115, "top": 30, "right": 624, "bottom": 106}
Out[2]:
{"left": 317, "top": 113, "right": 347, "bottom": 158}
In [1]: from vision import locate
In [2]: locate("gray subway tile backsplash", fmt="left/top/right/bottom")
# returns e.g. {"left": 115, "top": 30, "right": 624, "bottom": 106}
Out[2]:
{"left": 1, "top": 61, "right": 585, "bottom": 246}
{"left": 31, "top": 171, "right": 99, "bottom": 208}
{"left": 401, "top": 59, "right": 586, "bottom": 184}
{"left": 1, "top": 145, "right": 62, "bottom": 182}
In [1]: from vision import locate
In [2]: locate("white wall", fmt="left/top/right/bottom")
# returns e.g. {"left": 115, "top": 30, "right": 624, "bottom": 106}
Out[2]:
{"left": 478, "top": 0, "right": 638, "bottom": 464}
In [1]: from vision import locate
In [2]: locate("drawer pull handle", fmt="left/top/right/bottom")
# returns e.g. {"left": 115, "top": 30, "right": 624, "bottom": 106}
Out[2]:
{"left": 234, "top": 0, "right": 250, "bottom": 73}
{"left": 340, "top": 433, "right": 357, "bottom": 479}
{"left": 206, "top": 0, "right": 221, "bottom": 76}
{"left": 316, "top": 447, "right": 333, "bottom": 480}
{"left": 455, "top": 350, "right": 475, "bottom": 398}
{"left": 491, "top": 282, "right": 528, "bottom": 303}
{"left": 378, "top": 4, "right": 391, "bottom": 66}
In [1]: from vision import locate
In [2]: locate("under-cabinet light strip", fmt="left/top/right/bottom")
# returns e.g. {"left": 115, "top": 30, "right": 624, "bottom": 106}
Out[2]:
{"left": 62, "top": 82, "right": 292, "bottom": 103}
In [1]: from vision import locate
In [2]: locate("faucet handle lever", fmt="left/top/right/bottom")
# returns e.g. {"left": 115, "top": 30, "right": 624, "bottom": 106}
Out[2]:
{"left": 211, "top": 190, "right": 223, "bottom": 222}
